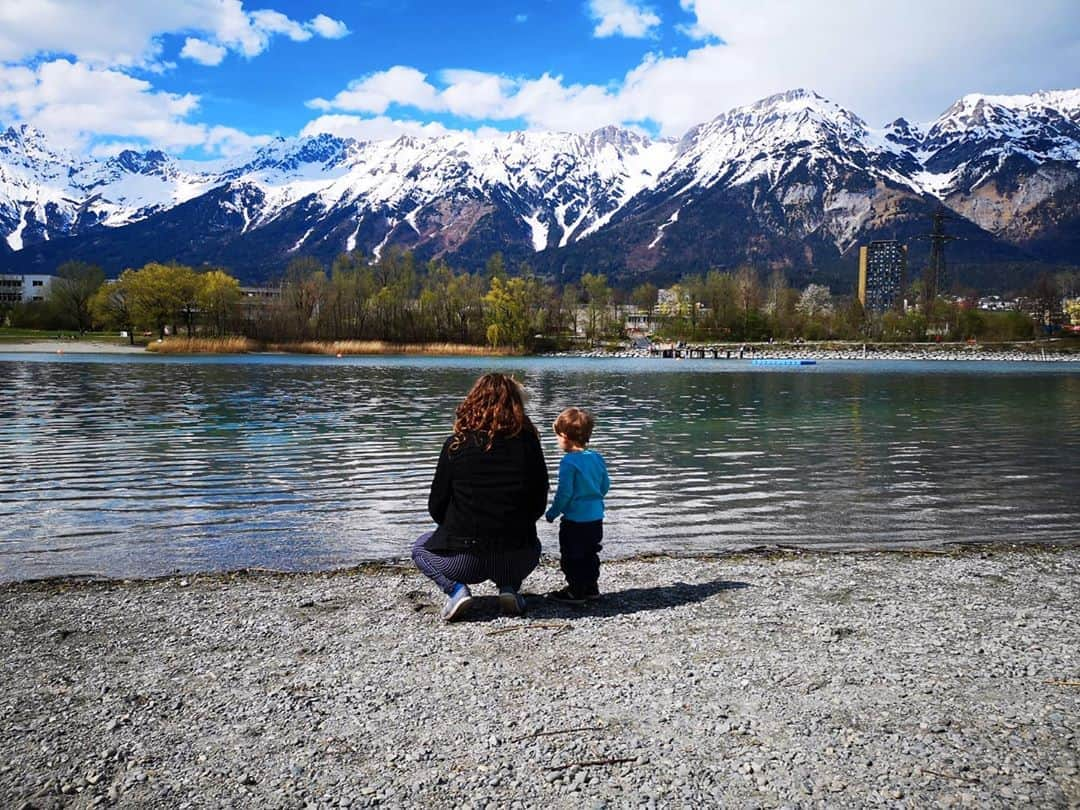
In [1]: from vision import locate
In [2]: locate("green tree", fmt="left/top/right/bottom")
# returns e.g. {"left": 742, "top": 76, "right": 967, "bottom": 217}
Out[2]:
{"left": 197, "top": 270, "right": 242, "bottom": 337}
{"left": 50, "top": 260, "right": 105, "bottom": 334}
{"left": 835, "top": 295, "right": 868, "bottom": 340}
{"left": 90, "top": 273, "right": 136, "bottom": 344}
{"left": 580, "top": 272, "right": 612, "bottom": 344}
{"left": 483, "top": 276, "right": 530, "bottom": 349}
{"left": 485, "top": 252, "right": 507, "bottom": 283}
{"left": 796, "top": 284, "right": 834, "bottom": 340}
{"left": 560, "top": 284, "right": 581, "bottom": 339}
{"left": 734, "top": 266, "right": 763, "bottom": 338}
{"left": 700, "top": 271, "right": 739, "bottom": 338}
{"left": 765, "top": 271, "right": 798, "bottom": 339}
{"left": 126, "top": 262, "right": 191, "bottom": 339}
{"left": 630, "top": 282, "right": 658, "bottom": 312}
{"left": 329, "top": 251, "right": 376, "bottom": 339}
{"left": 280, "top": 257, "right": 327, "bottom": 340}
{"left": 1027, "top": 273, "right": 1064, "bottom": 333}
{"left": 369, "top": 249, "right": 416, "bottom": 340}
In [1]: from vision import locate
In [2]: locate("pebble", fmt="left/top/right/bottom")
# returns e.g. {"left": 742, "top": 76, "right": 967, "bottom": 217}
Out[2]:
{"left": 0, "top": 551, "right": 1076, "bottom": 807}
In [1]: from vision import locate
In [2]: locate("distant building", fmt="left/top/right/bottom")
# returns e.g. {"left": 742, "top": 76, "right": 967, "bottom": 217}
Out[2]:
{"left": 977, "top": 295, "right": 1017, "bottom": 312}
{"left": 857, "top": 241, "right": 906, "bottom": 313}
{"left": 0, "top": 273, "right": 54, "bottom": 305}
{"left": 239, "top": 285, "right": 281, "bottom": 300}
{"left": 656, "top": 288, "right": 682, "bottom": 313}
{"left": 622, "top": 306, "right": 658, "bottom": 335}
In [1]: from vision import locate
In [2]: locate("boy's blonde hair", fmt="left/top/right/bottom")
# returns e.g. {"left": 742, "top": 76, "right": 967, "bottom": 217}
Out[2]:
{"left": 553, "top": 407, "right": 594, "bottom": 447}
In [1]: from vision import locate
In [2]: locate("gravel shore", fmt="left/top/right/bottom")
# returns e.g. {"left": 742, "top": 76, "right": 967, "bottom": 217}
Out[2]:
{"left": 2, "top": 548, "right": 1077, "bottom": 808}
{"left": 569, "top": 347, "right": 1080, "bottom": 363}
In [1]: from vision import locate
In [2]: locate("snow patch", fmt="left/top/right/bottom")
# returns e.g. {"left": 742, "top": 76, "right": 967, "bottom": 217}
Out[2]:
{"left": 372, "top": 218, "right": 397, "bottom": 261}
{"left": 289, "top": 227, "right": 315, "bottom": 252}
{"left": 648, "top": 208, "right": 680, "bottom": 249}
{"left": 346, "top": 216, "right": 363, "bottom": 252}
{"left": 522, "top": 211, "right": 549, "bottom": 251}
{"left": 6, "top": 206, "right": 26, "bottom": 250}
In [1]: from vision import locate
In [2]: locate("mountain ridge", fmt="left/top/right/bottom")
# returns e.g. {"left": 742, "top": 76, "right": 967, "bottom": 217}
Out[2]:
{"left": 2, "top": 87, "right": 1079, "bottom": 290}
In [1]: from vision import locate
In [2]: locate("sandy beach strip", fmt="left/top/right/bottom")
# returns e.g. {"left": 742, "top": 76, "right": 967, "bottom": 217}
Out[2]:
{"left": 1, "top": 548, "right": 1077, "bottom": 808}
{"left": 0, "top": 340, "right": 145, "bottom": 355}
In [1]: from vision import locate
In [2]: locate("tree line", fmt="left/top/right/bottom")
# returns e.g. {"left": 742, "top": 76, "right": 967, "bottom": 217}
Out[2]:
{"left": 4, "top": 251, "right": 1075, "bottom": 347}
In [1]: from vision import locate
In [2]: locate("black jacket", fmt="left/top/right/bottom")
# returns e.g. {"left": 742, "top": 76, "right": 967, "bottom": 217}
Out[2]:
{"left": 425, "top": 429, "right": 549, "bottom": 552}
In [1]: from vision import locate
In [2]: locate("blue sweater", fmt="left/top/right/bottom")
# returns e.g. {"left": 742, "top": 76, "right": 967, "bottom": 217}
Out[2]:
{"left": 546, "top": 449, "right": 610, "bottom": 523}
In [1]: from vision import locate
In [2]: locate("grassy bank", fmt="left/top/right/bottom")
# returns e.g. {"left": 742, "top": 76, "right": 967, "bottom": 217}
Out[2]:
{"left": 0, "top": 328, "right": 129, "bottom": 345}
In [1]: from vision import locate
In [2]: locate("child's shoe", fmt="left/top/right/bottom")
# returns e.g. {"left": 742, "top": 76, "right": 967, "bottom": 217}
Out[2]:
{"left": 584, "top": 585, "right": 601, "bottom": 601}
{"left": 547, "top": 586, "right": 586, "bottom": 605}
{"left": 441, "top": 583, "right": 473, "bottom": 621}
{"left": 498, "top": 588, "right": 526, "bottom": 615}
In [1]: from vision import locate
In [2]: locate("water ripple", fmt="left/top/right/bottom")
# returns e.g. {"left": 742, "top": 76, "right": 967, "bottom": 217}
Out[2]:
{"left": 1, "top": 355, "right": 1079, "bottom": 580}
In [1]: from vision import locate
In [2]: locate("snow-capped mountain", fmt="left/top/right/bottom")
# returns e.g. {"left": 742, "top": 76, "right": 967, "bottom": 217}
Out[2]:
{"left": 0, "top": 125, "right": 219, "bottom": 251}
{"left": 2, "top": 87, "right": 1078, "bottom": 288}
{"left": 553, "top": 88, "right": 1077, "bottom": 282}
{"left": 916, "top": 90, "right": 1080, "bottom": 247}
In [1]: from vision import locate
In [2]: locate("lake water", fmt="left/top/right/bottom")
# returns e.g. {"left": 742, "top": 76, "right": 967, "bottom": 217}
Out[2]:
{"left": 1, "top": 353, "right": 1078, "bottom": 581}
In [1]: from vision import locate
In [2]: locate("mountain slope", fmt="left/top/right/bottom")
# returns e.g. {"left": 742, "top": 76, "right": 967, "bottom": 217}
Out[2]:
{"left": 2, "top": 87, "right": 1078, "bottom": 289}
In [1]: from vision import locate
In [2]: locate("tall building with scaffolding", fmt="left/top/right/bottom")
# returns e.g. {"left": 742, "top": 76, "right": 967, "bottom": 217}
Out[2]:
{"left": 857, "top": 240, "right": 906, "bottom": 312}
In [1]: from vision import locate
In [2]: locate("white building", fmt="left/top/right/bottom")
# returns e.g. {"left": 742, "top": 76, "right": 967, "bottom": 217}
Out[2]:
{"left": 0, "top": 274, "right": 54, "bottom": 304}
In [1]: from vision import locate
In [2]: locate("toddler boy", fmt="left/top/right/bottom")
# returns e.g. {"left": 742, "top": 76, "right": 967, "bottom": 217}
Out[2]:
{"left": 546, "top": 407, "right": 610, "bottom": 604}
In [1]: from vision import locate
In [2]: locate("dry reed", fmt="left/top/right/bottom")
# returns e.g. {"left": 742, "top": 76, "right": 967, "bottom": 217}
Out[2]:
{"left": 146, "top": 336, "right": 260, "bottom": 354}
{"left": 269, "top": 340, "right": 520, "bottom": 357}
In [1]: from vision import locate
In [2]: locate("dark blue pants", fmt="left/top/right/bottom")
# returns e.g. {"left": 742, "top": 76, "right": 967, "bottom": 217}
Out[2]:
{"left": 411, "top": 532, "right": 541, "bottom": 595}
{"left": 559, "top": 519, "right": 603, "bottom": 593}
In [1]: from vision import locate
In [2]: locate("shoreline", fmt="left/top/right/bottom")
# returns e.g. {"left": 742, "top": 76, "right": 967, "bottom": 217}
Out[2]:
{"left": 2, "top": 337, "right": 1079, "bottom": 362}
{"left": 4, "top": 540, "right": 1076, "bottom": 589}
{"left": 2, "top": 547, "right": 1077, "bottom": 807}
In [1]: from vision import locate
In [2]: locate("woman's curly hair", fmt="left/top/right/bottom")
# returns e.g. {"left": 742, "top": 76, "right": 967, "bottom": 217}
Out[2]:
{"left": 451, "top": 373, "right": 535, "bottom": 450}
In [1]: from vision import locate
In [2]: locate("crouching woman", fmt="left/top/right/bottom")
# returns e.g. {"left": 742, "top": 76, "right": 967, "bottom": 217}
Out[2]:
{"left": 411, "top": 373, "right": 549, "bottom": 621}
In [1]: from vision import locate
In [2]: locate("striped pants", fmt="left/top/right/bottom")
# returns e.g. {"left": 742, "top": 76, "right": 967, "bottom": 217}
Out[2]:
{"left": 411, "top": 532, "right": 541, "bottom": 595}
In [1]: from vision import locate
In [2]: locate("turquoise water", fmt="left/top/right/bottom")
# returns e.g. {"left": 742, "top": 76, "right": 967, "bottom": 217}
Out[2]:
{"left": 1, "top": 353, "right": 1078, "bottom": 580}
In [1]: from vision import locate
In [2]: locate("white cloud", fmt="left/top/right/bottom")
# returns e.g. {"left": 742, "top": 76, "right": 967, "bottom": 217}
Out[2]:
{"left": 438, "top": 70, "right": 515, "bottom": 119}
{"left": 300, "top": 114, "right": 506, "bottom": 142}
{"left": 203, "top": 125, "right": 274, "bottom": 156}
{"left": 0, "top": 1, "right": 349, "bottom": 69}
{"left": 309, "top": 14, "right": 350, "bottom": 39}
{"left": 248, "top": 9, "right": 312, "bottom": 42}
{"left": 588, "top": 0, "right": 661, "bottom": 39}
{"left": 307, "top": 0, "right": 1080, "bottom": 139}
{"left": 308, "top": 66, "right": 445, "bottom": 114}
{"left": 180, "top": 38, "right": 228, "bottom": 66}
{"left": 88, "top": 140, "right": 148, "bottom": 158}
{"left": 300, "top": 114, "right": 454, "bottom": 141}
{"left": 515, "top": 14, "right": 529, "bottom": 24}
{"left": 668, "top": 0, "right": 1080, "bottom": 125}
{"left": 0, "top": 58, "right": 268, "bottom": 156}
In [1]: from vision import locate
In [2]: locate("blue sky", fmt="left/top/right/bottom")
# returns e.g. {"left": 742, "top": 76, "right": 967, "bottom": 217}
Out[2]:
{"left": 1, "top": 0, "right": 1078, "bottom": 159}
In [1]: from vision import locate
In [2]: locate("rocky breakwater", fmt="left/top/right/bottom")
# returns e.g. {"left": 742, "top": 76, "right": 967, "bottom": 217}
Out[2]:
{"left": 1, "top": 549, "right": 1078, "bottom": 808}
{"left": 562, "top": 343, "right": 1080, "bottom": 362}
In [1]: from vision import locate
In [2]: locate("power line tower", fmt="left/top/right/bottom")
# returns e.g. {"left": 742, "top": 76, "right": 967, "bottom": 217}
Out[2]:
{"left": 913, "top": 208, "right": 959, "bottom": 311}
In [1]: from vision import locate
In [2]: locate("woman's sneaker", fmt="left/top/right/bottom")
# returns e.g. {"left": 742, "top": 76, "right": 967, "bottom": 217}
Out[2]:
{"left": 441, "top": 583, "right": 473, "bottom": 621}
{"left": 498, "top": 588, "right": 526, "bottom": 615}
{"left": 547, "top": 586, "right": 586, "bottom": 606}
